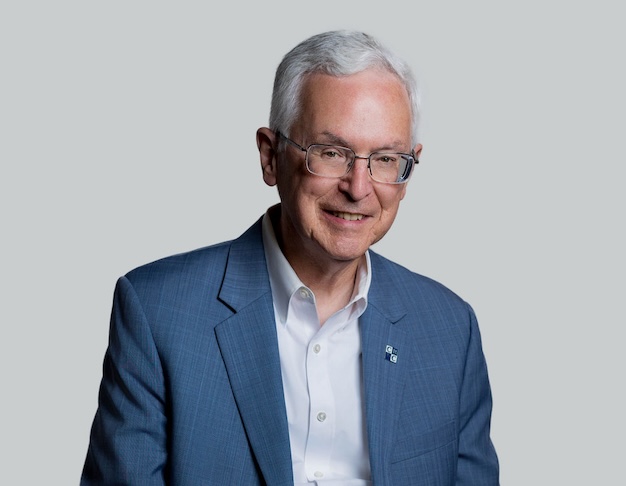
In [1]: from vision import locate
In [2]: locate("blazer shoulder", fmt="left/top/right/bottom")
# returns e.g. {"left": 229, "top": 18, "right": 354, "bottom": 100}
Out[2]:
{"left": 370, "top": 251, "right": 467, "bottom": 304}
{"left": 125, "top": 240, "right": 233, "bottom": 286}
{"left": 117, "top": 218, "right": 267, "bottom": 311}
{"left": 124, "top": 217, "right": 266, "bottom": 291}
{"left": 368, "top": 250, "right": 475, "bottom": 328}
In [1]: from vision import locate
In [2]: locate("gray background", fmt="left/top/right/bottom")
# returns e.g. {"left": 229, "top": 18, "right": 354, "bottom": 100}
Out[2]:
{"left": 2, "top": 1, "right": 624, "bottom": 484}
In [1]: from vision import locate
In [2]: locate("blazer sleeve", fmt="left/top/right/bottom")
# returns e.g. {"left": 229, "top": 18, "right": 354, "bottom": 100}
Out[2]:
{"left": 81, "top": 276, "right": 167, "bottom": 485}
{"left": 456, "top": 304, "right": 500, "bottom": 484}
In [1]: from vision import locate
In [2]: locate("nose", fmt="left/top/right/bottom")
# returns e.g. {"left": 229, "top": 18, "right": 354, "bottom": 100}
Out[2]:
{"left": 339, "top": 156, "right": 373, "bottom": 201}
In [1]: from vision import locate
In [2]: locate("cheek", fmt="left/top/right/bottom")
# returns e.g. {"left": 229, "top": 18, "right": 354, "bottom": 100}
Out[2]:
{"left": 277, "top": 175, "right": 322, "bottom": 221}
{"left": 378, "top": 186, "right": 406, "bottom": 214}
{"left": 275, "top": 161, "right": 304, "bottom": 203}
{"left": 292, "top": 176, "right": 338, "bottom": 206}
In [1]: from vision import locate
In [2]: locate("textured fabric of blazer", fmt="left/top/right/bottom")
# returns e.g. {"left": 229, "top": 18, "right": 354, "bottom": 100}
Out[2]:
{"left": 82, "top": 217, "right": 499, "bottom": 485}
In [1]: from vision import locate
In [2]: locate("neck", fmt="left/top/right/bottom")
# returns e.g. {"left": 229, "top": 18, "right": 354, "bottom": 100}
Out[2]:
{"left": 297, "top": 257, "right": 361, "bottom": 325}
{"left": 269, "top": 205, "right": 363, "bottom": 325}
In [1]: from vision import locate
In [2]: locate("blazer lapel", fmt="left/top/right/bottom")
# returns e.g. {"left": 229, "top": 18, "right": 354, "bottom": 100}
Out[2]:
{"left": 361, "top": 253, "right": 410, "bottom": 485}
{"left": 214, "top": 220, "right": 293, "bottom": 485}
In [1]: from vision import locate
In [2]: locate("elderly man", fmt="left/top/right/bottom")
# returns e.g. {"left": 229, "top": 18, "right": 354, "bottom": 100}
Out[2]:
{"left": 82, "top": 30, "right": 499, "bottom": 485}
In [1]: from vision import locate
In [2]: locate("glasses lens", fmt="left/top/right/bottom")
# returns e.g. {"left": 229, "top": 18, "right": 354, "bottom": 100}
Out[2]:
{"left": 307, "top": 145, "right": 353, "bottom": 177}
{"left": 370, "top": 153, "right": 414, "bottom": 184}
{"left": 305, "top": 144, "right": 415, "bottom": 184}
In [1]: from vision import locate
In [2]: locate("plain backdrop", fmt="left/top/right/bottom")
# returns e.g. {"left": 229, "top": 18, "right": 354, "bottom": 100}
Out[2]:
{"left": 1, "top": 1, "right": 624, "bottom": 484}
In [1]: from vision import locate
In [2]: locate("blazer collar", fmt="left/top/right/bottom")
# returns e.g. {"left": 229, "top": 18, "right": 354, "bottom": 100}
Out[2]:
{"left": 361, "top": 252, "right": 411, "bottom": 484}
{"left": 218, "top": 217, "right": 271, "bottom": 312}
{"left": 366, "top": 251, "right": 409, "bottom": 323}
{"left": 215, "top": 218, "right": 294, "bottom": 485}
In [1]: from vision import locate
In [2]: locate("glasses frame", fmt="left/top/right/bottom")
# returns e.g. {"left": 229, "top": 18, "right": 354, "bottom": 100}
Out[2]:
{"left": 277, "top": 132, "right": 418, "bottom": 185}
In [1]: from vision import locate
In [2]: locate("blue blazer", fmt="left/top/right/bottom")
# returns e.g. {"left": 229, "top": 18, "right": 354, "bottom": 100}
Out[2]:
{"left": 82, "top": 218, "right": 499, "bottom": 485}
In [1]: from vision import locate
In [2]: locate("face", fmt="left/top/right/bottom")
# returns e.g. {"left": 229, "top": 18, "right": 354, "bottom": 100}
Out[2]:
{"left": 258, "top": 69, "right": 422, "bottom": 270}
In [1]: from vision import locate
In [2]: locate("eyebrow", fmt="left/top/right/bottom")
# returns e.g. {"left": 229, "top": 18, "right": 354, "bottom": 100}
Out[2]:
{"left": 317, "top": 130, "right": 408, "bottom": 152}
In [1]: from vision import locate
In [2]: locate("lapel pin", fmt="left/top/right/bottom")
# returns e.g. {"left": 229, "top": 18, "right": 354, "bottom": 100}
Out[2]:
{"left": 385, "top": 344, "right": 398, "bottom": 363}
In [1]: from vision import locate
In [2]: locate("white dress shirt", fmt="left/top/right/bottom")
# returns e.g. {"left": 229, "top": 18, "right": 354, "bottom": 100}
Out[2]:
{"left": 262, "top": 212, "right": 372, "bottom": 486}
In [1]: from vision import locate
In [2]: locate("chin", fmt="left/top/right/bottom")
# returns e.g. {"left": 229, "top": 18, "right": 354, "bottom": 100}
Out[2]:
{"left": 325, "top": 242, "right": 369, "bottom": 262}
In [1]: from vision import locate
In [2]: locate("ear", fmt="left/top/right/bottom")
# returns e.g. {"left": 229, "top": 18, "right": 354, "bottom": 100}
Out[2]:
{"left": 399, "top": 183, "right": 408, "bottom": 200}
{"left": 257, "top": 127, "right": 278, "bottom": 187}
{"left": 412, "top": 143, "right": 423, "bottom": 161}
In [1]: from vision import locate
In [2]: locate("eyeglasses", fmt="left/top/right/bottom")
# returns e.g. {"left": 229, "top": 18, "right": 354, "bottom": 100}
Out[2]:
{"left": 277, "top": 132, "right": 418, "bottom": 185}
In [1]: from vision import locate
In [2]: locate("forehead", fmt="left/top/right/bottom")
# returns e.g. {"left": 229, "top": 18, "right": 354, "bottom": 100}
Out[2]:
{"left": 296, "top": 70, "right": 413, "bottom": 146}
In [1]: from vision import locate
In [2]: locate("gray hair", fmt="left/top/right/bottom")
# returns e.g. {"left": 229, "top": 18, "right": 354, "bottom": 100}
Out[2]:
{"left": 269, "top": 30, "right": 421, "bottom": 145}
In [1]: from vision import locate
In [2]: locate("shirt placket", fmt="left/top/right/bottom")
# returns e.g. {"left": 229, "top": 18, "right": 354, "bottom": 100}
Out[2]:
{"left": 305, "top": 331, "right": 335, "bottom": 482}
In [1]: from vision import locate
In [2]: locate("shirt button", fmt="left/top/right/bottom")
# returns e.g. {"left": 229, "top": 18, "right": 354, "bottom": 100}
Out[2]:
{"left": 314, "top": 471, "right": 324, "bottom": 478}
{"left": 299, "top": 288, "right": 310, "bottom": 299}
{"left": 317, "top": 412, "right": 327, "bottom": 422}
{"left": 313, "top": 344, "right": 321, "bottom": 354}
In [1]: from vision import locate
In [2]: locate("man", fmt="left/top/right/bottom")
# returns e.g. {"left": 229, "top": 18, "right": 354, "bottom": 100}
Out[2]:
{"left": 82, "top": 30, "right": 499, "bottom": 485}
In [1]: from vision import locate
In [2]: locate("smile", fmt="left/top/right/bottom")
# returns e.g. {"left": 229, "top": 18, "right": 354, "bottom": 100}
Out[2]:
{"left": 331, "top": 211, "right": 364, "bottom": 221}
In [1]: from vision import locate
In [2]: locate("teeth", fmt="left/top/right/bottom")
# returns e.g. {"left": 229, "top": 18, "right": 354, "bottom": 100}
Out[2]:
{"left": 332, "top": 211, "right": 364, "bottom": 221}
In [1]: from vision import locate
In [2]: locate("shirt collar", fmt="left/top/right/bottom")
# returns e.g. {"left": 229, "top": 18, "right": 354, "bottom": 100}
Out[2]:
{"left": 261, "top": 209, "right": 371, "bottom": 325}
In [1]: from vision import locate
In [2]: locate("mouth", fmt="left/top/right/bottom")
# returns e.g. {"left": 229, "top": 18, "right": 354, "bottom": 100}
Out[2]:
{"left": 330, "top": 211, "right": 365, "bottom": 221}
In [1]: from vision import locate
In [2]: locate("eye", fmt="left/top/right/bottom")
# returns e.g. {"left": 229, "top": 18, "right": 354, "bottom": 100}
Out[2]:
{"left": 372, "top": 154, "right": 399, "bottom": 164}
{"left": 320, "top": 147, "right": 343, "bottom": 159}
{"left": 314, "top": 146, "right": 349, "bottom": 163}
